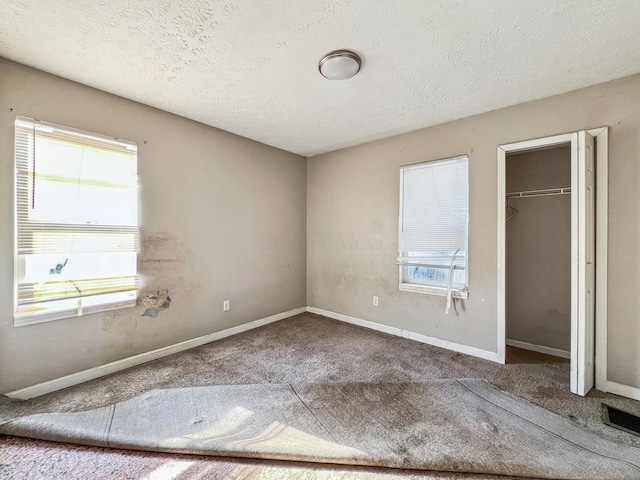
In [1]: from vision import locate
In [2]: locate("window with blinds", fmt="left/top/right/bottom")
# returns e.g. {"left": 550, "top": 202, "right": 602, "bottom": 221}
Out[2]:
{"left": 398, "top": 155, "right": 468, "bottom": 308}
{"left": 14, "top": 117, "right": 139, "bottom": 326}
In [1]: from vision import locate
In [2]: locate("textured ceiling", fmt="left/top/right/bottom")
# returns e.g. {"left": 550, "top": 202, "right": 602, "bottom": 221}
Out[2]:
{"left": 1, "top": 1, "right": 640, "bottom": 156}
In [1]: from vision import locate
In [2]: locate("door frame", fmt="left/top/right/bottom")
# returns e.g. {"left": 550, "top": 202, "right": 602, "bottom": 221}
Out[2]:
{"left": 496, "top": 128, "right": 608, "bottom": 395}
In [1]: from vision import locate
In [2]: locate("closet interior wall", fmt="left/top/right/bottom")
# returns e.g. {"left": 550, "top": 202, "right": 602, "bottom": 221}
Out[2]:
{"left": 505, "top": 145, "right": 572, "bottom": 354}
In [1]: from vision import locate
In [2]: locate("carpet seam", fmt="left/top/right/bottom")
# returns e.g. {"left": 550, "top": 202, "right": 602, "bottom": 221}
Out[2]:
{"left": 104, "top": 404, "right": 116, "bottom": 449}
{"left": 454, "top": 379, "right": 640, "bottom": 474}
{"left": 288, "top": 384, "right": 341, "bottom": 445}
{"left": 0, "top": 418, "right": 17, "bottom": 428}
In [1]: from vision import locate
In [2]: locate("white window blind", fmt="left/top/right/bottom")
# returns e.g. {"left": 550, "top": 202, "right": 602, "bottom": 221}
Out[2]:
{"left": 398, "top": 155, "right": 468, "bottom": 311}
{"left": 14, "top": 117, "right": 139, "bottom": 325}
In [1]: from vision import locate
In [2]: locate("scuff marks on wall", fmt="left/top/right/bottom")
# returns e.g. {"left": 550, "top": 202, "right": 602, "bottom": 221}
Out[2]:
{"left": 140, "top": 232, "right": 192, "bottom": 265}
{"left": 101, "top": 232, "right": 198, "bottom": 332}
{"left": 102, "top": 308, "right": 139, "bottom": 334}
{"left": 142, "top": 288, "right": 171, "bottom": 318}
{"left": 140, "top": 232, "right": 201, "bottom": 295}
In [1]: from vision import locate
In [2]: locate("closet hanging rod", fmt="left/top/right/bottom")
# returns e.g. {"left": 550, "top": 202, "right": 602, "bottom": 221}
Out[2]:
{"left": 506, "top": 187, "right": 571, "bottom": 199}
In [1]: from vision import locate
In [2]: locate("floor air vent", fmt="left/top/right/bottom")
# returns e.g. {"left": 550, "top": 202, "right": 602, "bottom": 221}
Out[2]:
{"left": 603, "top": 404, "right": 640, "bottom": 437}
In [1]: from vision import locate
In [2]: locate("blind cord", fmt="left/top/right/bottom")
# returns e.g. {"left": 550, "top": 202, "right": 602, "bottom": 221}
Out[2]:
{"left": 31, "top": 123, "right": 36, "bottom": 209}
{"left": 445, "top": 249, "right": 461, "bottom": 314}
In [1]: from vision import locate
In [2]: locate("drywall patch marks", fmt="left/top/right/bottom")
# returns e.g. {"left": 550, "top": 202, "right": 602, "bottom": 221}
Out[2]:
{"left": 142, "top": 289, "right": 171, "bottom": 318}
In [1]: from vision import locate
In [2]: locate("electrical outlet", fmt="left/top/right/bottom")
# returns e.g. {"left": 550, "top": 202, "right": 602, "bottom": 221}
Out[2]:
{"left": 223, "top": 300, "right": 230, "bottom": 311}
{"left": 373, "top": 296, "right": 379, "bottom": 306}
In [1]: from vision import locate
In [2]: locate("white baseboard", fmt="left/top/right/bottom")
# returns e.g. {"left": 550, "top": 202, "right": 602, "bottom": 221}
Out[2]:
{"left": 506, "top": 339, "right": 571, "bottom": 359}
{"left": 604, "top": 381, "right": 640, "bottom": 401}
{"left": 5, "top": 307, "right": 306, "bottom": 400}
{"left": 11, "top": 304, "right": 638, "bottom": 403}
{"left": 306, "top": 306, "right": 499, "bottom": 363}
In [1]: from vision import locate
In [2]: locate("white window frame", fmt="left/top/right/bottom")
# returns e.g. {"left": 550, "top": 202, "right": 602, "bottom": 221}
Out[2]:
{"left": 398, "top": 155, "right": 469, "bottom": 300}
{"left": 13, "top": 117, "right": 139, "bottom": 327}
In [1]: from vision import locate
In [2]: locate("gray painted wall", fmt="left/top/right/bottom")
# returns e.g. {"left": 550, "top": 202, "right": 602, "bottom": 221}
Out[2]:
{"left": 505, "top": 147, "right": 572, "bottom": 352}
{"left": 3, "top": 57, "right": 640, "bottom": 393}
{"left": 307, "top": 73, "right": 640, "bottom": 389}
{"left": 0, "top": 59, "right": 307, "bottom": 393}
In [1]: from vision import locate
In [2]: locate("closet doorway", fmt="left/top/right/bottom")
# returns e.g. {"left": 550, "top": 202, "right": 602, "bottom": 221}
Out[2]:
{"left": 505, "top": 144, "right": 572, "bottom": 368}
{"left": 497, "top": 129, "right": 608, "bottom": 396}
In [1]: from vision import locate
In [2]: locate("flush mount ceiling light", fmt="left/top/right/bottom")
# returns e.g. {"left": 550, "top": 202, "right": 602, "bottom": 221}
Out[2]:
{"left": 318, "top": 50, "right": 361, "bottom": 80}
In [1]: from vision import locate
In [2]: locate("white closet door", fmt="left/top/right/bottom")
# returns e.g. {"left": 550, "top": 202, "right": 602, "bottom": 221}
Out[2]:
{"left": 571, "top": 131, "right": 596, "bottom": 395}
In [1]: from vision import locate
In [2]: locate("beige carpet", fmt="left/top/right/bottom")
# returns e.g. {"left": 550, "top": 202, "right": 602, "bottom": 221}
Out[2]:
{"left": 2, "top": 379, "right": 640, "bottom": 479}
{"left": 2, "top": 313, "right": 640, "bottom": 479}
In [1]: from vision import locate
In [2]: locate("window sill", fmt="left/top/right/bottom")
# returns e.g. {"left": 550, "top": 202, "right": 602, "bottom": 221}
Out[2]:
{"left": 399, "top": 283, "right": 469, "bottom": 299}
{"left": 14, "top": 297, "right": 137, "bottom": 327}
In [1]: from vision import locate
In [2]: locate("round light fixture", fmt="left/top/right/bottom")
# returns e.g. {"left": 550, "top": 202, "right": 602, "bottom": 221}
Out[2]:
{"left": 318, "top": 50, "right": 361, "bottom": 80}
